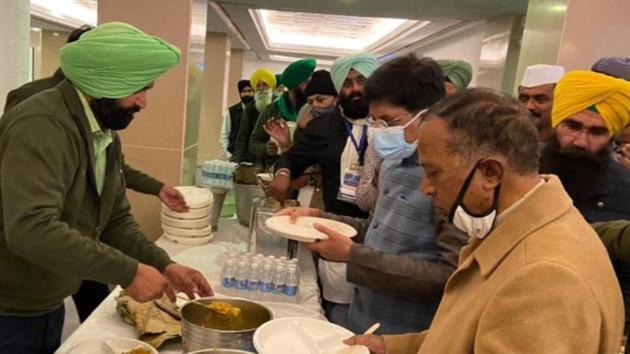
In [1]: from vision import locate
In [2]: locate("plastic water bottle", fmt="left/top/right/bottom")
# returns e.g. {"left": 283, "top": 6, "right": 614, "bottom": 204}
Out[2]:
{"left": 260, "top": 263, "right": 274, "bottom": 300}
{"left": 272, "top": 264, "right": 287, "bottom": 298}
{"left": 235, "top": 260, "right": 248, "bottom": 291}
{"left": 220, "top": 258, "right": 237, "bottom": 292}
{"left": 288, "top": 258, "right": 300, "bottom": 273}
{"left": 284, "top": 265, "right": 299, "bottom": 301}
{"left": 246, "top": 262, "right": 261, "bottom": 294}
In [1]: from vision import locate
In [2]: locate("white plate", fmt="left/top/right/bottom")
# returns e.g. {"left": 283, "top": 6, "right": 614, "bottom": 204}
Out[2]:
{"left": 264, "top": 216, "right": 357, "bottom": 243}
{"left": 254, "top": 317, "right": 357, "bottom": 354}
{"left": 175, "top": 186, "right": 213, "bottom": 209}
{"left": 161, "top": 213, "right": 210, "bottom": 229}
{"left": 162, "top": 224, "right": 212, "bottom": 237}
{"left": 162, "top": 205, "right": 210, "bottom": 219}
{"left": 163, "top": 232, "right": 214, "bottom": 246}
{"left": 66, "top": 337, "right": 158, "bottom": 354}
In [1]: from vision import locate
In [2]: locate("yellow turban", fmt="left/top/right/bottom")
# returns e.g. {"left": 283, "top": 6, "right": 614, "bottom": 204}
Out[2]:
{"left": 552, "top": 70, "right": 630, "bottom": 135}
{"left": 250, "top": 69, "right": 276, "bottom": 90}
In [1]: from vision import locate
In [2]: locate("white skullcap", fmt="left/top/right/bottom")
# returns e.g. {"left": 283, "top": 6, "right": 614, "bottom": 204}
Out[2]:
{"left": 520, "top": 64, "right": 565, "bottom": 88}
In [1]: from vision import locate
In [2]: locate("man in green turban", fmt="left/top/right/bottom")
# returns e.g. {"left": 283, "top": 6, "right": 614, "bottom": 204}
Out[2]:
{"left": 436, "top": 59, "right": 473, "bottom": 96}
{"left": 249, "top": 58, "right": 316, "bottom": 168}
{"left": 3, "top": 24, "right": 192, "bottom": 325}
{"left": 0, "top": 22, "right": 212, "bottom": 353}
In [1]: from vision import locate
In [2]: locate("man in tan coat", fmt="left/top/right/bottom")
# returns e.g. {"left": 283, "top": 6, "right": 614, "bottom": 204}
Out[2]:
{"left": 345, "top": 88, "right": 624, "bottom": 354}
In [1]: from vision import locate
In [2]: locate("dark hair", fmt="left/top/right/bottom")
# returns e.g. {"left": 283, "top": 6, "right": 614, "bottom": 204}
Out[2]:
{"left": 67, "top": 25, "right": 94, "bottom": 43}
{"left": 364, "top": 54, "right": 445, "bottom": 113}
{"left": 425, "top": 88, "right": 540, "bottom": 175}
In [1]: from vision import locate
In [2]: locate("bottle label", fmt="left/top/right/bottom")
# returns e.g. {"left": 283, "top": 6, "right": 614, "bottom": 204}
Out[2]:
{"left": 247, "top": 280, "right": 260, "bottom": 291}
{"left": 222, "top": 276, "right": 236, "bottom": 288}
{"left": 261, "top": 282, "right": 273, "bottom": 293}
{"left": 272, "top": 283, "right": 285, "bottom": 294}
{"left": 284, "top": 285, "right": 298, "bottom": 296}
{"left": 236, "top": 279, "right": 247, "bottom": 290}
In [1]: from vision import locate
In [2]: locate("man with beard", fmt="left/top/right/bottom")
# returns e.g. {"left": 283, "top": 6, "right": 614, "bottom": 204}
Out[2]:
{"left": 0, "top": 22, "right": 212, "bottom": 353}
{"left": 219, "top": 80, "right": 254, "bottom": 160}
{"left": 233, "top": 68, "right": 276, "bottom": 164}
{"left": 539, "top": 70, "right": 630, "bottom": 222}
{"left": 518, "top": 64, "right": 565, "bottom": 142}
{"left": 3, "top": 24, "right": 189, "bottom": 324}
{"left": 539, "top": 71, "right": 630, "bottom": 352}
{"left": 249, "top": 58, "right": 316, "bottom": 168}
{"left": 270, "top": 53, "right": 378, "bottom": 326}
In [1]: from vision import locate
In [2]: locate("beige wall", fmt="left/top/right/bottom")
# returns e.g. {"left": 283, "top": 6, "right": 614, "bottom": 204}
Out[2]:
{"left": 513, "top": 0, "right": 567, "bottom": 92}
{"left": 557, "top": 0, "right": 630, "bottom": 70}
{"left": 197, "top": 32, "right": 230, "bottom": 163}
{"left": 98, "top": 0, "right": 206, "bottom": 240}
{"left": 39, "top": 30, "right": 68, "bottom": 79}
{"left": 227, "top": 49, "right": 245, "bottom": 107}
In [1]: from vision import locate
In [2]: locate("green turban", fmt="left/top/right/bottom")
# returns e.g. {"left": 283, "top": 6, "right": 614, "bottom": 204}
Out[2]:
{"left": 330, "top": 52, "right": 379, "bottom": 93}
{"left": 437, "top": 59, "right": 473, "bottom": 90}
{"left": 60, "top": 22, "right": 181, "bottom": 99}
{"left": 281, "top": 58, "right": 316, "bottom": 90}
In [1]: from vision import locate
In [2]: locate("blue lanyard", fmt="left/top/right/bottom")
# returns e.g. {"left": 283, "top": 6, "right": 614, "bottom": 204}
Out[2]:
{"left": 343, "top": 120, "right": 368, "bottom": 165}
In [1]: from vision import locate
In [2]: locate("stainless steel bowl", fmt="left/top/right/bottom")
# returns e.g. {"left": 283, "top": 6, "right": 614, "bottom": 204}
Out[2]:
{"left": 181, "top": 298, "right": 272, "bottom": 353}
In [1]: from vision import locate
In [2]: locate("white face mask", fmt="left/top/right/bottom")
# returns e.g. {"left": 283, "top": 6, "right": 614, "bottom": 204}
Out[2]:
{"left": 448, "top": 159, "right": 501, "bottom": 239}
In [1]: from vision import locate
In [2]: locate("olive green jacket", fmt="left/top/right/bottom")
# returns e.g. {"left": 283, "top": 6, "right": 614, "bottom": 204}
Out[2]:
{"left": 594, "top": 220, "right": 630, "bottom": 262}
{"left": 249, "top": 95, "right": 302, "bottom": 169}
{"left": 4, "top": 69, "right": 164, "bottom": 196}
{"left": 0, "top": 80, "right": 172, "bottom": 315}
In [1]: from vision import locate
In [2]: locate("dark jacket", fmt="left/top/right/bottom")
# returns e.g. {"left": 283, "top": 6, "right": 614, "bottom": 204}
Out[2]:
{"left": 539, "top": 144, "right": 630, "bottom": 222}
{"left": 234, "top": 101, "right": 260, "bottom": 164}
{"left": 0, "top": 80, "right": 172, "bottom": 315}
{"left": 274, "top": 110, "right": 368, "bottom": 218}
{"left": 227, "top": 102, "right": 245, "bottom": 155}
{"left": 3, "top": 70, "right": 164, "bottom": 196}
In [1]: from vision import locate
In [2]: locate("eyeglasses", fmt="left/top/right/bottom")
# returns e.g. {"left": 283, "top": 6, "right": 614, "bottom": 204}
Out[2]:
{"left": 367, "top": 109, "right": 428, "bottom": 128}
{"left": 367, "top": 114, "right": 403, "bottom": 128}
{"left": 561, "top": 119, "right": 609, "bottom": 138}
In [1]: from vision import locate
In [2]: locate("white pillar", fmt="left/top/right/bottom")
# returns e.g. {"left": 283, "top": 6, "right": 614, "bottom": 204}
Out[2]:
{"left": 0, "top": 1, "right": 30, "bottom": 112}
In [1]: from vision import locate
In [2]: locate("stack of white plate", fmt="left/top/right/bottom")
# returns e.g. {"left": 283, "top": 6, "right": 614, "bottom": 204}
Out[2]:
{"left": 161, "top": 186, "right": 214, "bottom": 245}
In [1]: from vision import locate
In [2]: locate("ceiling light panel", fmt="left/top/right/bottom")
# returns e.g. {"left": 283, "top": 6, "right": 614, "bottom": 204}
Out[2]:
{"left": 255, "top": 9, "right": 413, "bottom": 52}
{"left": 31, "top": 0, "right": 97, "bottom": 27}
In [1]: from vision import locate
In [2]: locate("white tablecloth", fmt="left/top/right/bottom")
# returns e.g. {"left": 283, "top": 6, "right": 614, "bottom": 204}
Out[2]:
{"left": 56, "top": 236, "right": 323, "bottom": 354}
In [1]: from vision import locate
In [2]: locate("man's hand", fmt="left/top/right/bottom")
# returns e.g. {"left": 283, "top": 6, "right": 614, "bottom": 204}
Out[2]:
{"left": 343, "top": 335, "right": 386, "bottom": 354}
{"left": 125, "top": 263, "right": 170, "bottom": 303}
{"left": 305, "top": 223, "right": 353, "bottom": 262}
{"left": 163, "top": 263, "right": 213, "bottom": 300}
{"left": 274, "top": 207, "right": 319, "bottom": 223}
{"left": 264, "top": 118, "right": 291, "bottom": 147}
{"left": 159, "top": 185, "right": 189, "bottom": 212}
{"left": 270, "top": 173, "right": 292, "bottom": 202}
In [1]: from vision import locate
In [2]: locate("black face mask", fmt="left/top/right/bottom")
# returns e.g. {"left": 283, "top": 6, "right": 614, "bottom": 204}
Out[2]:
{"left": 339, "top": 91, "right": 369, "bottom": 119}
{"left": 89, "top": 98, "right": 140, "bottom": 131}
{"left": 241, "top": 95, "right": 254, "bottom": 104}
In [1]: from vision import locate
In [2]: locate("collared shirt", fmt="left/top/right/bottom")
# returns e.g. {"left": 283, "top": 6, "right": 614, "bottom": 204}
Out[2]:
{"left": 74, "top": 87, "right": 113, "bottom": 195}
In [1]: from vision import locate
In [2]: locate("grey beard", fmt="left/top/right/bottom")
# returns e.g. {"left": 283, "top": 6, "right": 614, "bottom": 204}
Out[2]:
{"left": 255, "top": 91, "right": 273, "bottom": 112}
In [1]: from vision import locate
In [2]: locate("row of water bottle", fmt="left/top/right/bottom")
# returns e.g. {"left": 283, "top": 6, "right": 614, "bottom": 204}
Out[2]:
{"left": 220, "top": 252, "right": 300, "bottom": 303}
{"left": 198, "top": 160, "right": 236, "bottom": 189}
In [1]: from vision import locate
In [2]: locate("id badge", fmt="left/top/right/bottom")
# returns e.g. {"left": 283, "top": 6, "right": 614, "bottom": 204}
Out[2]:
{"left": 337, "top": 163, "right": 363, "bottom": 205}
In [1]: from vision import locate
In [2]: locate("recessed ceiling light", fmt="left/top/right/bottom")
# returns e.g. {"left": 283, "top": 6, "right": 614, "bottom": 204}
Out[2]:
{"left": 251, "top": 9, "right": 419, "bottom": 56}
